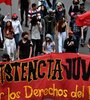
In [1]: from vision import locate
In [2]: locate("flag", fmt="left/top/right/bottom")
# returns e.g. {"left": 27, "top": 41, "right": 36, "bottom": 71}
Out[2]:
{"left": 0, "top": 0, "right": 12, "bottom": 6}
{"left": 76, "top": 11, "right": 90, "bottom": 26}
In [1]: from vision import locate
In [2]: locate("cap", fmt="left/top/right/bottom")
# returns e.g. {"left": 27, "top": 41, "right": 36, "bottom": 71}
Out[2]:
{"left": 46, "top": 34, "right": 53, "bottom": 40}
{"left": 12, "top": 13, "right": 18, "bottom": 18}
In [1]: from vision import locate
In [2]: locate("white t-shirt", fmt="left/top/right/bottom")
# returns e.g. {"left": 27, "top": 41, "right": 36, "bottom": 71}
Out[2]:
{"left": 43, "top": 41, "right": 55, "bottom": 53}
{"left": 12, "top": 20, "right": 23, "bottom": 34}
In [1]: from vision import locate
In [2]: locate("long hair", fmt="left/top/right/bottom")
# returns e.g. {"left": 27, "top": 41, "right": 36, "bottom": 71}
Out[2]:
{"left": 4, "top": 21, "right": 14, "bottom": 34}
{"left": 31, "top": 16, "right": 38, "bottom": 26}
{"left": 57, "top": 18, "right": 64, "bottom": 32}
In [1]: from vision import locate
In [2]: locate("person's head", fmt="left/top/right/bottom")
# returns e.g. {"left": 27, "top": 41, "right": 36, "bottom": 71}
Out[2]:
{"left": 41, "top": 5, "right": 47, "bottom": 11}
{"left": 2, "top": 53, "right": 11, "bottom": 62}
{"left": 48, "top": 8, "right": 54, "bottom": 17}
{"left": 45, "top": 34, "right": 53, "bottom": 42}
{"left": 6, "top": 21, "right": 12, "bottom": 27}
{"left": 32, "top": 3, "right": 37, "bottom": 10}
{"left": 73, "top": 0, "right": 79, "bottom": 5}
{"left": 80, "top": 2, "right": 85, "bottom": 11}
{"left": 22, "top": 31, "right": 29, "bottom": 41}
{"left": 56, "top": 2, "right": 63, "bottom": 10}
{"left": 68, "top": 31, "right": 74, "bottom": 38}
{"left": 12, "top": 13, "right": 18, "bottom": 20}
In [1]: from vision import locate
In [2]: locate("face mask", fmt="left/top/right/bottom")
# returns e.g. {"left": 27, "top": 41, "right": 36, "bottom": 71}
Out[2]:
{"left": 24, "top": 37, "right": 28, "bottom": 41}
{"left": 12, "top": 18, "right": 17, "bottom": 20}
{"left": 69, "top": 35, "right": 73, "bottom": 39}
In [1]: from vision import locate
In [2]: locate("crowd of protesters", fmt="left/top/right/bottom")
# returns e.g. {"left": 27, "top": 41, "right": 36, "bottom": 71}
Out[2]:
{"left": 0, "top": 0, "right": 89, "bottom": 61}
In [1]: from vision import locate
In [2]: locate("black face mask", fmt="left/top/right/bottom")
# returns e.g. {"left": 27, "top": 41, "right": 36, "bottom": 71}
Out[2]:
{"left": 24, "top": 37, "right": 28, "bottom": 41}
{"left": 69, "top": 36, "right": 73, "bottom": 39}
{"left": 12, "top": 18, "right": 17, "bottom": 20}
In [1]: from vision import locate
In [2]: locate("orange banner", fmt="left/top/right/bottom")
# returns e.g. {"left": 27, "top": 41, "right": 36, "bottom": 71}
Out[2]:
{"left": 0, "top": 53, "right": 90, "bottom": 100}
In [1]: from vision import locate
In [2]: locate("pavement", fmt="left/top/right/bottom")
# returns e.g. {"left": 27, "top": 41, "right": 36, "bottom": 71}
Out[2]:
{"left": 0, "top": 0, "right": 90, "bottom": 61}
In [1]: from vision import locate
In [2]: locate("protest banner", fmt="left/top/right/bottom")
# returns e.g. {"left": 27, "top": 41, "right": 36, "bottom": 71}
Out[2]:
{"left": 0, "top": 53, "right": 90, "bottom": 100}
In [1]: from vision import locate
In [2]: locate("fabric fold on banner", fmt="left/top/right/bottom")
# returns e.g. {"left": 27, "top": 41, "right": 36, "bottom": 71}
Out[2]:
{"left": 0, "top": 0, "right": 12, "bottom": 6}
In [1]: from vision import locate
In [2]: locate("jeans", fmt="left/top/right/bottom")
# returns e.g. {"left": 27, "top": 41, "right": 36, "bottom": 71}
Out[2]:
{"left": 3, "top": 38, "right": 16, "bottom": 61}
{"left": 14, "top": 34, "right": 20, "bottom": 48}
{"left": 58, "top": 31, "right": 67, "bottom": 53}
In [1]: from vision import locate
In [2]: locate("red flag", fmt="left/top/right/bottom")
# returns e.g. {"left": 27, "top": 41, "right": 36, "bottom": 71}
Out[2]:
{"left": 0, "top": 0, "right": 12, "bottom": 6}
{"left": 76, "top": 11, "right": 90, "bottom": 26}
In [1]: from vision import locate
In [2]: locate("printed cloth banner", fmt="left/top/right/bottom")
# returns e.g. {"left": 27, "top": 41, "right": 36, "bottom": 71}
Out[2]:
{"left": 76, "top": 11, "right": 90, "bottom": 26}
{"left": 0, "top": 0, "right": 12, "bottom": 5}
{"left": 0, "top": 53, "right": 90, "bottom": 100}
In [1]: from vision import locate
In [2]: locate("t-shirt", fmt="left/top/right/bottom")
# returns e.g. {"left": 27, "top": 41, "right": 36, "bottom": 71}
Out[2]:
{"left": 29, "top": 23, "right": 41, "bottom": 40}
{"left": 18, "top": 40, "right": 32, "bottom": 59}
{"left": 42, "top": 41, "right": 55, "bottom": 53}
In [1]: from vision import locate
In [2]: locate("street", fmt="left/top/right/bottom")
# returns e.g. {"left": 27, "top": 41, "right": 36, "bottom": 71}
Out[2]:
{"left": 0, "top": 0, "right": 90, "bottom": 60}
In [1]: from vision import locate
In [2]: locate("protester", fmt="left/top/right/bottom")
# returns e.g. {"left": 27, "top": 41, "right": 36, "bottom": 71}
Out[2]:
{"left": 64, "top": 31, "right": 77, "bottom": 53}
{"left": 11, "top": 13, "right": 23, "bottom": 48}
{"left": 44, "top": 8, "right": 56, "bottom": 39}
{"left": 29, "top": 16, "right": 42, "bottom": 56}
{"left": 42, "top": 34, "right": 55, "bottom": 54}
{"left": 40, "top": 5, "right": 47, "bottom": 18}
{"left": 69, "top": 0, "right": 80, "bottom": 20}
{"left": 28, "top": 3, "right": 41, "bottom": 23}
{"left": 37, "top": 14, "right": 45, "bottom": 53}
{"left": 69, "top": 12, "right": 81, "bottom": 52}
{"left": 55, "top": 18, "right": 69, "bottom": 53}
{"left": 79, "top": 2, "right": 88, "bottom": 47}
{"left": 55, "top": 1, "right": 66, "bottom": 22}
{"left": 2, "top": 53, "right": 11, "bottom": 62}
{"left": 18, "top": 0, "right": 30, "bottom": 27}
{"left": 3, "top": 21, "right": 16, "bottom": 61}
{"left": 18, "top": 31, "right": 32, "bottom": 59}
{"left": 79, "top": 2, "right": 86, "bottom": 14}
